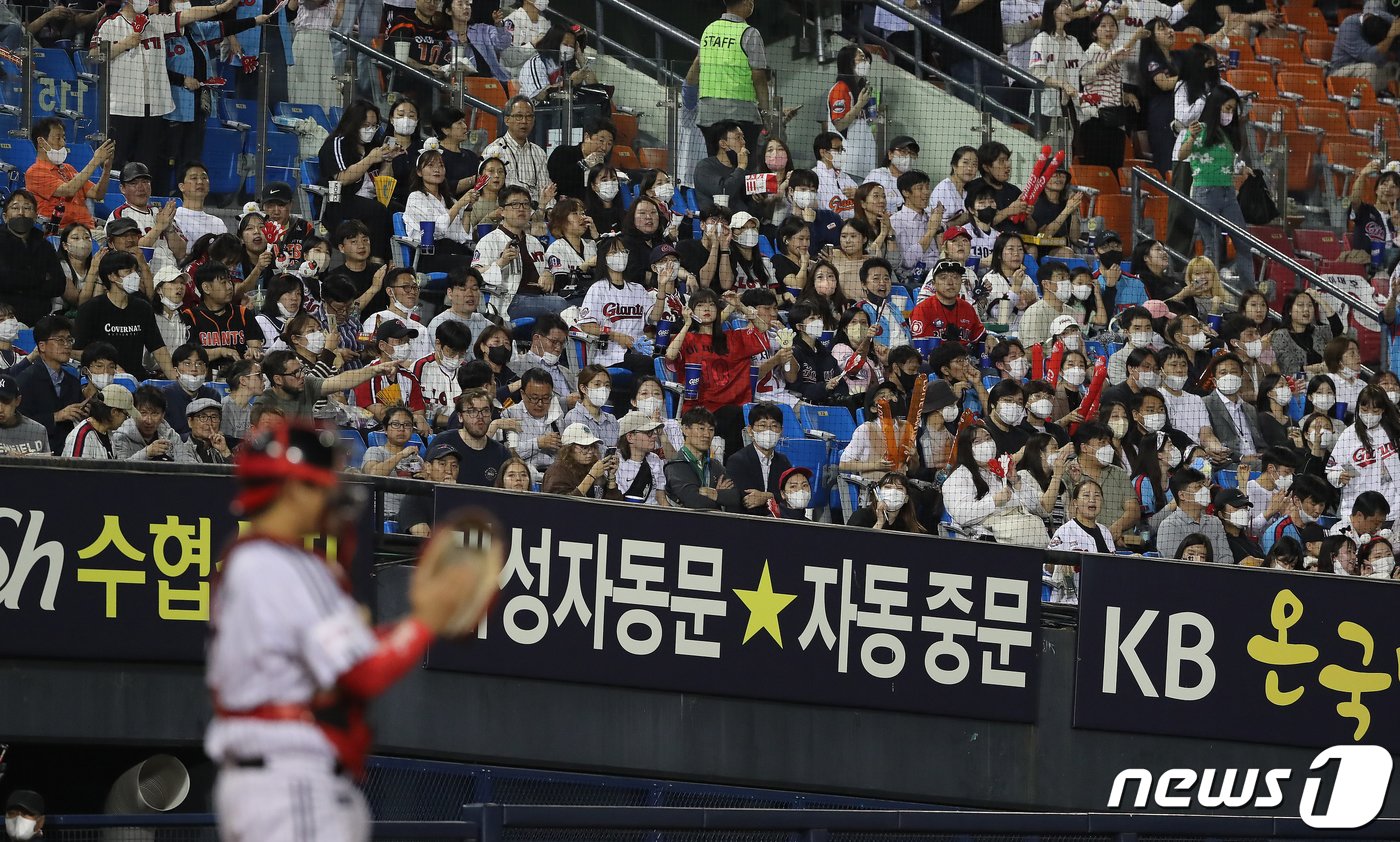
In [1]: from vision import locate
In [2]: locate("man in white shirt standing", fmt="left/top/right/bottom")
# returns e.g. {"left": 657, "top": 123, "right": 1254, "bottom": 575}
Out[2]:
{"left": 427, "top": 266, "right": 496, "bottom": 357}
{"left": 481, "top": 97, "right": 555, "bottom": 206}
{"left": 812, "top": 131, "right": 858, "bottom": 219}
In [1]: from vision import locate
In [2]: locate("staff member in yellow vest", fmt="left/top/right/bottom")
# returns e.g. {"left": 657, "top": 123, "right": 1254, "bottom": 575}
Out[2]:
{"left": 690, "top": 0, "right": 771, "bottom": 158}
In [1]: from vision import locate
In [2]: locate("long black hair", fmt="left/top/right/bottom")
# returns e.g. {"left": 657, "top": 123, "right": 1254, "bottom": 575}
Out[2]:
{"left": 687, "top": 287, "right": 728, "bottom": 356}
{"left": 1177, "top": 42, "right": 1220, "bottom": 106}
{"left": 834, "top": 45, "right": 868, "bottom": 100}
{"left": 1023, "top": 432, "right": 1056, "bottom": 492}
{"left": 1130, "top": 430, "right": 1171, "bottom": 513}
{"left": 1040, "top": 0, "right": 1068, "bottom": 34}
{"left": 1136, "top": 17, "right": 1173, "bottom": 97}
{"left": 1198, "top": 84, "right": 1244, "bottom": 150}
{"left": 330, "top": 99, "right": 382, "bottom": 152}
{"left": 1353, "top": 384, "right": 1400, "bottom": 459}
{"left": 954, "top": 423, "right": 992, "bottom": 498}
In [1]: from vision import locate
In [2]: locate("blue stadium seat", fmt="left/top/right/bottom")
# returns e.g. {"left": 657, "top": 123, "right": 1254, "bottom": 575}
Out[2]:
{"left": 799, "top": 405, "right": 857, "bottom": 446}
{"left": 758, "top": 235, "right": 774, "bottom": 258}
{"left": 329, "top": 105, "right": 344, "bottom": 127}
{"left": 654, "top": 357, "right": 680, "bottom": 418}
{"left": 13, "top": 328, "right": 34, "bottom": 353}
{"left": 208, "top": 381, "right": 230, "bottom": 398}
{"left": 143, "top": 379, "right": 174, "bottom": 389}
{"left": 220, "top": 97, "right": 262, "bottom": 130}
{"left": 778, "top": 437, "right": 827, "bottom": 500}
{"left": 274, "top": 102, "right": 331, "bottom": 132}
{"left": 366, "top": 430, "right": 427, "bottom": 455}
{"left": 204, "top": 127, "right": 245, "bottom": 200}
{"left": 338, "top": 429, "right": 367, "bottom": 468}
{"left": 743, "top": 401, "right": 802, "bottom": 441}
{"left": 0, "top": 136, "right": 35, "bottom": 175}
{"left": 247, "top": 130, "right": 300, "bottom": 194}
{"left": 31, "top": 48, "right": 75, "bottom": 81}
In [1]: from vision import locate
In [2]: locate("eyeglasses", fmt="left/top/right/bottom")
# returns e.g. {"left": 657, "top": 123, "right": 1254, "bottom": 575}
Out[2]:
{"left": 387, "top": 421, "right": 415, "bottom": 430}
{"left": 505, "top": 112, "right": 534, "bottom": 121}
{"left": 502, "top": 201, "right": 532, "bottom": 209}
{"left": 392, "top": 282, "right": 421, "bottom": 291}
{"left": 461, "top": 407, "right": 491, "bottom": 418}
{"left": 192, "top": 412, "right": 221, "bottom": 422}
{"left": 523, "top": 391, "right": 552, "bottom": 404}
{"left": 281, "top": 368, "right": 305, "bottom": 378}
{"left": 44, "top": 336, "right": 75, "bottom": 346}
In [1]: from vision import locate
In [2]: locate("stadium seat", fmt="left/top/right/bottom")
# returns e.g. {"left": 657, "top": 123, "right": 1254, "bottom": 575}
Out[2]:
{"left": 1095, "top": 193, "right": 1131, "bottom": 238}
{"left": 777, "top": 437, "right": 829, "bottom": 509}
{"left": 0, "top": 136, "right": 34, "bottom": 175}
{"left": 1276, "top": 67, "right": 1326, "bottom": 102}
{"left": 338, "top": 429, "right": 367, "bottom": 468}
{"left": 1252, "top": 98, "right": 1303, "bottom": 134}
{"left": 1280, "top": 130, "right": 1321, "bottom": 194}
{"left": 274, "top": 102, "right": 331, "bottom": 132}
{"left": 248, "top": 129, "right": 300, "bottom": 193}
{"left": 13, "top": 328, "right": 33, "bottom": 353}
{"left": 1256, "top": 33, "right": 1305, "bottom": 69}
{"left": 220, "top": 97, "right": 263, "bottom": 130}
{"left": 1302, "top": 38, "right": 1335, "bottom": 67}
{"left": 1226, "top": 66, "right": 1276, "bottom": 99}
{"left": 611, "top": 145, "right": 639, "bottom": 170}
{"left": 1140, "top": 196, "right": 1168, "bottom": 242}
{"left": 1327, "top": 76, "right": 1381, "bottom": 110}
{"left": 1324, "top": 140, "right": 1373, "bottom": 179}
{"left": 743, "top": 401, "right": 802, "bottom": 441}
{"left": 1294, "top": 229, "right": 1347, "bottom": 263}
{"left": 464, "top": 78, "right": 507, "bottom": 140}
{"left": 300, "top": 158, "right": 325, "bottom": 220}
{"left": 799, "top": 405, "right": 857, "bottom": 446}
{"left": 204, "top": 126, "right": 246, "bottom": 200}
{"left": 1075, "top": 164, "right": 1120, "bottom": 197}
{"left": 1297, "top": 103, "right": 1352, "bottom": 140}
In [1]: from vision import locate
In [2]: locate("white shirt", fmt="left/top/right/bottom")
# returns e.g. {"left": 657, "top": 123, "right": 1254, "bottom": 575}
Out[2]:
{"left": 1029, "top": 31, "right": 1084, "bottom": 117}
{"left": 405, "top": 190, "right": 471, "bottom": 244}
{"left": 504, "top": 7, "right": 550, "bottom": 50}
{"left": 576, "top": 278, "right": 653, "bottom": 366}
{"left": 943, "top": 465, "right": 1042, "bottom": 527}
{"left": 174, "top": 206, "right": 228, "bottom": 247}
{"left": 1162, "top": 388, "right": 1210, "bottom": 445}
{"left": 890, "top": 205, "right": 939, "bottom": 274}
{"left": 617, "top": 452, "right": 667, "bottom": 503}
{"left": 361, "top": 307, "right": 434, "bottom": 362}
{"left": 205, "top": 539, "right": 377, "bottom": 763}
{"left": 472, "top": 226, "right": 549, "bottom": 316}
{"left": 1327, "top": 371, "right": 1364, "bottom": 411}
{"left": 1327, "top": 423, "right": 1400, "bottom": 517}
{"left": 545, "top": 236, "right": 596, "bottom": 280}
{"left": 1218, "top": 393, "right": 1257, "bottom": 457}
{"left": 412, "top": 352, "right": 462, "bottom": 426}
{"left": 106, "top": 203, "right": 176, "bottom": 271}
{"left": 929, "top": 177, "right": 967, "bottom": 223}
{"left": 862, "top": 165, "right": 904, "bottom": 215}
{"left": 1002, "top": 0, "right": 1043, "bottom": 71}
{"left": 1049, "top": 518, "right": 1117, "bottom": 554}
{"left": 482, "top": 133, "right": 549, "bottom": 203}
{"left": 814, "top": 160, "right": 858, "bottom": 219}
{"left": 95, "top": 11, "right": 179, "bottom": 117}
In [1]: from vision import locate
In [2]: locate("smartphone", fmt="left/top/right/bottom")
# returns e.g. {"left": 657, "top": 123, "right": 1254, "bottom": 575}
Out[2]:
{"left": 604, "top": 446, "right": 617, "bottom": 459}
{"left": 472, "top": 173, "right": 490, "bottom": 192}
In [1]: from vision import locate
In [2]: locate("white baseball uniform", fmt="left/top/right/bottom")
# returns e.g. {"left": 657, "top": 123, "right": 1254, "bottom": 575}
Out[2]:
{"left": 413, "top": 353, "right": 463, "bottom": 428}
{"left": 576, "top": 278, "right": 653, "bottom": 367}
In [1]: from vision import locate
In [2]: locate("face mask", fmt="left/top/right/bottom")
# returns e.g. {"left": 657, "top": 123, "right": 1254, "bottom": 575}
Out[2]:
{"left": 1192, "top": 486, "right": 1212, "bottom": 506}
{"left": 178, "top": 373, "right": 204, "bottom": 391}
{"left": 803, "top": 321, "right": 825, "bottom": 339}
{"left": 1007, "top": 357, "right": 1029, "bottom": 379}
{"left": 765, "top": 151, "right": 789, "bottom": 170}
{"left": 1137, "top": 371, "right": 1160, "bottom": 389}
{"left": 996, "top": 402, "right": 1025, "bottom": 426}
{"left": 792, "top": 189, "right": 815, "bottom": 209}
{"left": 652, "top": 183, "right": 674, "bottom": 202}
{"left": 1164, "top": 374, "right": 1188, "bottom": 391}
{"left": 753, "top": 429, "right": 780, "bottom": 450}
{"left": 1130, "top": 331, "right": 1153, "bottom": 347}
{"left": 46, "top": 145, "right": 68, "bottom": 165}
{"left": 1165, "top": 446, "right": 1181, "bottom": 466}
{"left": 5, "top": 816, "right": 36, "bottom": 841}
{"left": 1341, "top": 367, "right": 1358, "bottom": 380}
{"left": 890, "top": 153, "right": 913, "bottom": 171}
{"left": 1219, "top": 110, "right": 1234, "bottom": 126}
{"left": 540, "top": 350, "right": 560, "bottom": 366}
{"left": 1275, "top": 474, "right": 1294, "bottom": 491}
{"left": 785, "top": 489, "right": 811, "bottom": 509}
{"left": 393, "top": 343, "right": 413, "bottom": 361}
{"left": 940, "top": 404, "right": 959, "bottom": 423}
{"left": 1216, "top": 373, "right": 1242, "bottom": 396}
{"left": 1312, "top": 393, "right": 1335, "bottom": 411}
{"left": 1095, "top": 443, "right": 1117, "bottom": 464}
{"left": 6, "top": 216, "right": 34, "bottom": 236}
{"left": 117, "top": 272, "right": 141, "bottom": 294}
{"left": 1072, "top": 284, "right": 1093, "bottom": 301}
{"left": 1186, "top": 332, "right": 1208, "bottom": 350}
{"left": 129, "top": 0, "right": 148, "bottom": 11}
{"left": 735, "top": 228, "right": 760, "bottom": 248}
{"left": 1242, "top": 339, "right": 1263, "bottom": 358}
{"left": 1227, "top": 509, "right": 1251, "bottom": 528}
{"left": 595, "top": 180, "right": 620, "bottom": 201}
{"left": 1143, "top": 412, "right": 1166, "bottom": 432}
{"left": 1053, "top": 281, "right": 1072, "bottom": 302}
{"left": 972, "top": 440, "right": 998, "bottom": 464}
{"left": 304, "top": 331, "right": 326, "bottom": 354}
{"left": 638, "top": 396, "right": 664, "bottom": 416}
{"left": 582, "top": 386, "right": 609, "bottom": 407}
{"left": 1303, "top": 554, "right": 1319, "bottom": 569}
{"left": 976, "top": 207, "right": 998, "bottom": 225}
{"left": 89, "top": 372, "right": 114, "bottom": 390}
{"left": 559, "top": 45, "right": 575, "bottom": 61}
{"left": 1318, "top": 430, "right": 1337, "bottom": 449}
{"left": 847, "top": 324, "right": 867, "bottom": 344}
{"left": 1060, "top": 334, "right": 1081, "bottom": 352}
{"left": 1029, "top": 398, "right": 1053, "bottom": 418}
{"left": 1099, "top": 249, "right": 1123, "bottom": 266}
{"left": 606, "top": 252, "right": 630, "bottom": 273}
{"left": 277, "top": 302, "right": 299, "bottom": 319}
{"left": 0, "top": 318, "right": 19, "bottom": 341}
{"left": 1107, "top": 419, "right": 1128, "bottom": 440}
{"left": 359, "top": 126, "right": 378, "bottom": 144}
{"left": 1387, "top": 390, "right": 1400, "bottom": 406}
{"left": 1272, "top": 386, "right": 1292, "bottom": 405}
{"left": 874, "top": 486, "right": 908, "bottom": 513}
{"left": 829, "top": 151, "right": 845, "bottom": 170}
{"left": 67, "top": 239, "right": 91, "bottom": 257}
{"left": 172, "top": 0, "right": 190, "bottom": 9}
{"left": 533, "top": 0, "right": 549, "bottom": 8}
{"left": 160, "top": 295, "right": 183, "bottom": 311}
{"left": 1360, "top": 411, "right": 1383, "bottom": 429}
{"left": 392, "top": 116, "right": 417, "bottom": 135}
{"left": 854, "top": 61, "right": 870, "bottom": 78}
{"left": 1062, "top": 367, "right": 1086, "bottom": 386}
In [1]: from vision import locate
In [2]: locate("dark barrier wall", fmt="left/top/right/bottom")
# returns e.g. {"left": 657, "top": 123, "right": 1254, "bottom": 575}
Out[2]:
{"left": 2, "top": 462, "right": 1399, "bottom": 817}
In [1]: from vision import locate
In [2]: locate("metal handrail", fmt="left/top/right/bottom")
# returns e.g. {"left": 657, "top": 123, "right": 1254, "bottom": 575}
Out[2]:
{"left": 1129, "top": 166, "right": 1384, "bottom": 322}
{"left": 591, "top": 0, "right": 700, "bottom": 51}
{"left": 544, "top": 7, "right": 686, "bottom": 86}
{"left": 868, "top": 0, "right": 1042, "bottom": 90}
{"left": 326, "top": 30, "right": 505, "bottom": 120}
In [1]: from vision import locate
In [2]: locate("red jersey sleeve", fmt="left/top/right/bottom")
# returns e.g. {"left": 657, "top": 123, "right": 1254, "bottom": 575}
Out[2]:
{"left": 352, "top": 377, "right": 375, "bottom": 408}
{"left": 827, "top": 81, "right": 852, "bottom": 122}
{"left": 404, "top": 374, "right": 427, "bottom": 412}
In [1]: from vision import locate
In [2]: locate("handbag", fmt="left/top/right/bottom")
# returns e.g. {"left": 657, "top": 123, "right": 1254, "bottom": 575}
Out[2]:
{"left": 1237, "top": 172, "right": 1279, "bottom": 224}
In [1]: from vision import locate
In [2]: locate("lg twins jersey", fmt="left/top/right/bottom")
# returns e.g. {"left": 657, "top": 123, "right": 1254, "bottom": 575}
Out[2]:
{"left": 576, "top": 279, "right": 651, "bottom": 366}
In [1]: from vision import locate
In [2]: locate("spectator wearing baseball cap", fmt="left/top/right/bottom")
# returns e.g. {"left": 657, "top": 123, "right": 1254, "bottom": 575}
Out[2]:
{"left": 863, "top": 135, "right": 921, "bottom": 216}
{"left": 1217, "top": 487, "right": 1264, "bottom": 565}
{"left": 62, "top": 383, "right": 133, "bottom": 459}
{"left": 105, "top": 162, "right": 185, "bottom": 270}
{"left": 0, "top": 190, "right": 66, "bottom": 328}
{"left": 4, "top": 788, "right": 45, "bottom": 839}
{"left": 775, "top": 466, "right": 813, "bottom": 519}
{"left": 615, "top": 411, "right": 669, "bottom": 505}
{"left": 915, "top": 226, "right": 976, "bottom": 304}
{"left": 542, "top": 422, "right": 622, "bottom": 499}
{"left": 260, "top": 180, "right": 315, "bottom": 257}
{"left": 396, "top": 441, "right": 463, "bottom": 536}
{"left": 909, "top": 258, "right": 985, "bottom": 343}
{"left": 353, "top": 320, "right": 430, "bottom": 437}
{"left": 0, "top": 372, "right": 49, "bottom": 455}
{"left": 178, "top": 397, "right": 234, "bottom": 464}
{"left": 1092, "top": 231, "right": 1146, "bottom": 314}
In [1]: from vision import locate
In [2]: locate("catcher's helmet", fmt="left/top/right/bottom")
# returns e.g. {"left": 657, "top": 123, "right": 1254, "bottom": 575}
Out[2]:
{"left": 234, "top": 420, "right": 342, "bottom": 514}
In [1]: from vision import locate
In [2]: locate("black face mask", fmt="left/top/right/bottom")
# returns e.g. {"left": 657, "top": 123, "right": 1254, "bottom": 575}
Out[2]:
{"left": 6, "top": 216, "right": 34, "bottom": 236}
{"left": 1205, "top": 65, "right": 1220, "bottom": 84}
{"left": 896, "top": 370, "right": 917, "bottom": 391}
{"left": 1098, "top": 249, "right": 1123, "bottom": 266}
{"left": 487, "top": 345, "right": 512, "bottom": 366}
{"left": 976, "top": 207, "right": 998, "bottom": 225}
{"left": 725, "top": 150, "right": 739, "bottom": 168}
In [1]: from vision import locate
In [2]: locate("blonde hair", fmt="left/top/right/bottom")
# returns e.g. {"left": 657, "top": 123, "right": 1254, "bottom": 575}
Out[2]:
{"left": 1183, "top": 256, "right": 1229, "bottom": 305}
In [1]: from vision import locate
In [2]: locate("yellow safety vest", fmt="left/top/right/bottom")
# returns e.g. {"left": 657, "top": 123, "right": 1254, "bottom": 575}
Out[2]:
{"left": 698, "top": 18, "right": 756, "bottom": 101}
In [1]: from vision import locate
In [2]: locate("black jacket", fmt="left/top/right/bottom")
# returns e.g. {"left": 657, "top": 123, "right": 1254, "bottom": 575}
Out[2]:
{"left": 0, "top": 225, "right": 65, "bottom": 326}
{"left": 663, "top": 450, "right": 741, "bottom": 511}
{"left": 13, "top": 357, "right": 84, "bottom": 453}
{"left": 724, "top": 443, "right": 793, "bottom": 516}
{"left": 789, "top": 338, "right": 840, "bottom": 404}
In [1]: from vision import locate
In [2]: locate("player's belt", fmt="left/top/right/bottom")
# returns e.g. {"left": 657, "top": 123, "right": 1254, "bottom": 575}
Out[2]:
{"left": 215, "top": 702, "right": 315, "bottom": 722}
{"left": 224, "top": 756, "right": 348, "bottom": 776}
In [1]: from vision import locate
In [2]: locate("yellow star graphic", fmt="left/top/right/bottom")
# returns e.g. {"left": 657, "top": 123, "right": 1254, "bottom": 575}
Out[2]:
{"left": 733, "top": 561, "right": 797, "bottom": 647}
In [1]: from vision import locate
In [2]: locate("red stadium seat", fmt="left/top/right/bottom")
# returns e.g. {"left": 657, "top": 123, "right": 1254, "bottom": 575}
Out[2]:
{"left": 1294, "top": 229, "right": 1348, "bottom": 262}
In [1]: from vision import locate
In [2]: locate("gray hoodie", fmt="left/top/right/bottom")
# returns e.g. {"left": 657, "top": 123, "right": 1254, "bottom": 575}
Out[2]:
{"left": 113, "top": 416, "right": 187, "bottom": 462}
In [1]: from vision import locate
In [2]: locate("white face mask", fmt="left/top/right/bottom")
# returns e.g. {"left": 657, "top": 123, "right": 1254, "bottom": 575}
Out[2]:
{"left": 128, "top": 0, "right": 148, "bottom": 11}
{"left": 438, "top": 355, "right": 462, "bottom": 373}
{"left": 1192, "top": 486, "right": 1212, "bottom": 506}
{"left": 1275, "top": 473, "right": 1293, "bottom": 491}
{"left": 89, "top": 372, "right": 114, "bottom": 390}
{"left": 595, "top": 180, "right": 620, "bottom": 201}
{"left": 785, "top": 489, "right": 811, "bottom": 509}
{"left": 652, "top": 183, "right": 674, "bottom": 202}
{"left": 1216, "top": 373, "right": 1242, "bottom": 396}
{"left": 1318, "top": 429, "right": 1337, "bottom": 449}
{"left": 586, "top": 386, "right": 610, "bottom": 407}
{"left": 359, "top": 125, "right": 378, "bottom": 144}
{"left": 533, "top": 0, "right": 549, "bottom": 9}
{"left": 876, "top": 486, "right": 907, "bottom": 509}
{"left": 1108, "top": 419, "right": 1128, "bottom": 439}
{"left": 997, "top": 402, "right": 1025, "bottom": 426}
{"left": 1062, "top": 367, "right": 1086, "bottom": 386}
{"left": 160, "top": 295, "right": 183, "bottom": 311}
{"left": 1029, "top": 398, "right": 1053, "bottom": 418}
{"left": 1312, "top": 393, "right": 1335, "bottom": 411}
{"left": 792, "top": 189, "right": 816, "bottom": 209}
{"left": 854, "top": 61, "right": 870, "bottom": 78}
{"left": 1094, "top": 444, "right": 1116, "bottom": 465}
{"left": 803, "top": 321, "right": 825, "bottom": 339}
{"left": 1360, "top": 410, "right": 1384, "bottom": 429}
{"left": 5, "top": 816, "right": 36, "bottom": 841}
{"left": 393, "top": 343, "right": 413, "bottom": 361}
{"left": 1053, "top": 281, "right": 1073, "bottom": 302}
{"left": 1341, "top": 367, "right": 1358, "bottom": 380}
{"left": 1130, "top": 331, "right": 1153, "bottom": 347}
{"left": 606, "top": 252, "right": 630, "bottom": 273}
{"left": 540, "top": 350, "right": 560, "bottom": 366}
{"left": 0, "top": 318, "right": 20, "bottom": 342}
{"left": 47, "top": 146, "right": 68, "bottom": 165}
{"left": 1387, "top": 390, "right": 1400, "bottom": 406}
{"left": 392, "top": 116, "right": 417, "bottom": 135}
{"left": 1164, "top": 373, "right": 1188, "bottom": 391}
{"left": 1060, "top": 334, "right": 1081, "bottom": 351}
{"left": 303, "top": 331, "right": 326, "bottom": 354}
{"left": 941, "top": 404, "right": 959, "bottom": 422}
{"left": 120, "top": 272, "right": 142, "bottom": 294}
{"left": 972, "top": 440, "right": 998, "bottom": 464}
{"left": 1164, "top": 446, "right": 1181, "bottom": 466}
{"left": 1219, "top": 110, "right": 1234, "bottom": 126}
{"left": 1142, "top": 412, "right": 1166, "bottom": 432}
{"left": 1006, "top": 357, "right": 1029, "bottom": 379}
{"left": 1272, "top": 386, "right": 1292, "bottom": 405}
{"left": 828, "top": 150, "right": 845, "bottom": 170}
{"left": 560, "top": 45, "right": 575, "bottom": 62}
{"left": 178, "top": 373, "right": 204, "bottom": 391}
{"left": 890, "top": 152, "right": 913, "bottom": 171}
{"left": 753, "top": 429, "right": 781, "bottom": 450}
{"left": 735, "top": 228, "right": 760, "bottom": 248}
{"left": 1227, "top": 508, "right": 1251, "bottom": 528}
{"left": 1186, "top": 332, "right": 1208, "bottom": 350}
{"left": 1072, "top": 283, "right": 1093, "bottom": 301}
{"left": 277, "top": 302, "right": 298, "bottom": 319}
{"left": 1137, "top": 370, "right": 1160, "bottom": 389}
{"left": 1243, "top": 339, "right": 1263, "bottom": 358}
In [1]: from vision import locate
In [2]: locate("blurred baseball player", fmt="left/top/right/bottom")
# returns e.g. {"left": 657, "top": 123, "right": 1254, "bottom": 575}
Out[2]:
{"left": 206, "top": 420, "right": 498, "bottom": 841}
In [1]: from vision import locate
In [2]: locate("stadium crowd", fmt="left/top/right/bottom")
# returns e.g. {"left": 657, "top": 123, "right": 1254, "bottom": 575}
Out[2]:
{"left": 0, "top": 0, "right": 1398, "bottom": 600}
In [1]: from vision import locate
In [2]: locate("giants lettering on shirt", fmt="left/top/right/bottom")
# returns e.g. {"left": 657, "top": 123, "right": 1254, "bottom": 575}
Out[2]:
{"left": 601, "top": 302, "right": 645, "bottom": 323}
{"left": 1351, "top": 440, "right": 1397, "bottom": 469}
{"left": 200, "top": 328, "right": 247, "bottom": 347}
{"left": 827, "top": 194, "right": 854, "bottom": 215}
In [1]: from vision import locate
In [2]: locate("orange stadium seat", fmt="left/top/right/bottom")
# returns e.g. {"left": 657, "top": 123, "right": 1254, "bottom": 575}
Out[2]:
{"left": 1276, "top": 67, "right": 1326, "bottom": 101}
{"left": 1298, "top": 103, "right": 1354, "bottom": 139}
{"left": 1256, "top": 33, "right": 1305, "bottom": 68}
{"left": 1302, "top": 38, "right": 1335, "bottom": 66}
{"left": 1095, "top": 193, "right": 1132, "bottom": 236}
{"left": 1141, "top": 195, "right": 1168, "bottom": 242}
{"left": 1227, "top": 66, "right": 1276, "bottom": 99}
{"left": 1328, "top": 76, "right": 1381, "bottom": 110}
{"left": 1253, "top": 98, "right": 1303, "bottom": 133}
{"left": 1075, "top": 164, "right": 1121, "bottom": 197}
{"left": 1281, "top": 131, "right": 1321, "bottom": 193}
{"left": 1325, "top": 139, "right": 1376, "bottom": 175}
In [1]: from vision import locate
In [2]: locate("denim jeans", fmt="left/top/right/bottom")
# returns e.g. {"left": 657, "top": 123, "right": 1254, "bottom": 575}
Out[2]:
{"left": 1190, "top": 184, "right": 1256, "bottom": 289}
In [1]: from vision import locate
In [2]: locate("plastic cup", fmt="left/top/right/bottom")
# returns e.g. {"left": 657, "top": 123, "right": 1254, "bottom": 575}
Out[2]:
{"left": 419, "top": 220, "right": 436, "bottom": 255}
{"left": 1336, "top": 401, "right": 1348, "bottom": 421}
{"left": 684, "top": 362, "right": 702, "bottom": 399}
{"left": 1206, "top": 313, "right": 1223, "bottom": 332}
{"left": 394, "top": 41, "right": 410, "bottom": 63}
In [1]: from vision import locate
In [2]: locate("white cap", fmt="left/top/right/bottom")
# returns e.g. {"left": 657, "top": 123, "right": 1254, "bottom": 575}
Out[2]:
{"left": 1050, "top": 314, "right": 1080, "bottom": 337}
{"left": 729, "top": 211, "right": 758, "bottom": 230}
{"left": 560, "top": 423, "right": 601, "bottom": 448}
